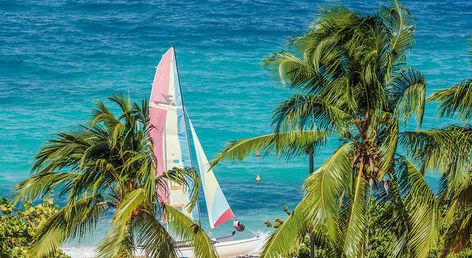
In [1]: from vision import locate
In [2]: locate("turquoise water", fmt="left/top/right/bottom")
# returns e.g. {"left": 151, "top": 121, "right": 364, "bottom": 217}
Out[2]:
{"left": 0, "top": 0, "right": 471, "bottom": 248}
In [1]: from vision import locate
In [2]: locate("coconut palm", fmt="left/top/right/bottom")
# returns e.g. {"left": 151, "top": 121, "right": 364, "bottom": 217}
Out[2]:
{"left": 14, "top": 95, "right": 217, "bottom": 258}
{"left": 403, "top": 78, "right": 472, "bottom": 257}
{"left": 211, "top": 1, "right": 438, "bottom": 257}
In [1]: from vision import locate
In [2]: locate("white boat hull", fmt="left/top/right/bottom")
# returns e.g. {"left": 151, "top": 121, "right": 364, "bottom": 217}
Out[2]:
{"left": 178, "top": 236, "right": 261, "bottom": 258}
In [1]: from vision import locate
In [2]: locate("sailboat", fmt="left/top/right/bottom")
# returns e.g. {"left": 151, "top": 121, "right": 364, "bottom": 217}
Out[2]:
{"left": 148, "top": 47, "right": 261, "bottom": 257}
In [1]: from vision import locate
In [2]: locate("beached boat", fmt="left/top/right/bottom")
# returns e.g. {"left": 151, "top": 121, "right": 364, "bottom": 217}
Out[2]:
{"left": 148, "top": 47, "right": 261, "bottom": 258}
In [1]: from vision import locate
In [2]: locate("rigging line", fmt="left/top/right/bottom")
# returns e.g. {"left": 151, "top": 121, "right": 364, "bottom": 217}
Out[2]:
{"left": 244, "top": 225, "right": 259, "bottom": 236}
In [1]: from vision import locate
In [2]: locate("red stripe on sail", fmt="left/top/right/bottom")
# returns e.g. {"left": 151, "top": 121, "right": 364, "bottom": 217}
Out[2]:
{"left": 213, "top": 208, "right": 235, "bottom": 228}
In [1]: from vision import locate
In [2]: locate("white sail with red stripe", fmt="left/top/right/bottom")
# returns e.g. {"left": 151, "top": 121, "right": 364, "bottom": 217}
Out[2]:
{"left": 188, "top": 119, "right": 235, "bottom": 228}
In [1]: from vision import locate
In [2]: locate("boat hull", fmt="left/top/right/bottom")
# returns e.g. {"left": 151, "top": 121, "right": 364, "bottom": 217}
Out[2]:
{"left": 178, "top": 236, "right": 261, "bottom": 258}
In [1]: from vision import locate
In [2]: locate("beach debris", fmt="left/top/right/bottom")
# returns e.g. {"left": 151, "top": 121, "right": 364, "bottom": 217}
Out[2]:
{"left": 255, "top": 174, "right": 261, "bottom": 182}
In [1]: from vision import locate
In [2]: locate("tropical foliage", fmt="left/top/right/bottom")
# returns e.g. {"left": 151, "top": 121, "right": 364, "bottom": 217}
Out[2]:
{"left": 0, "top": 195, "right": 70, "bottom": 258}
{"left": 211, "top": 1, "right": 444, "bottom": 257}
{"left": 266, "top": 204, "right": 472, "bottom": 258}
{"left": 7, "top": 1, "right": 470, "bottom": 258}
{"left": 429, "top": 79, "right": 472, "bottom": 121}
{"left": 404, "top": 78, "right": 471, "bottom": 256}
{"left": 14, "top": 96, "right": 216, "bottom": 258}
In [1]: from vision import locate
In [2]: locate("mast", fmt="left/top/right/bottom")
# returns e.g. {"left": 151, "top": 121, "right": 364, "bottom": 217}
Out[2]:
{"left": 172, "top": 46, "right": 202, "bottom": 226}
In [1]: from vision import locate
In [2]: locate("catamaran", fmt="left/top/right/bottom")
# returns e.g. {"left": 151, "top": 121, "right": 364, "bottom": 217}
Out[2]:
{"left": 148, "top": 47, "right": 261, "bottom": 257}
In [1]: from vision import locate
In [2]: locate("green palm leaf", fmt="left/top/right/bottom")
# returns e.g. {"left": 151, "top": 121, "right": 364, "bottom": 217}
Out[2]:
{"left": 264, "top": 51, "right": 315, "bottom": 88}
{"left": 341, "top": 162, "right": 368, "bottom": 257}
{"left": 113, "top": 188, "right": 147, "bottom": 226}
{"left": 260, "top": 198, "right": 310, "bottom": 258}
{"left": 428, "top": 79, "right": 472, "bottom": 121}
{"left": 135, "top": 211, "right": 178, "bottom": 258}
{"left": 304, "top": 143, "right": 354, "bottom": 243}
{"left": 401, "top": 126, "right": 472, "bottom": 189}
{"left": 29, "top": 194, "right": 105, "bottom": 257}
{"left": 378, "top": 113, "right": 399, "bottom": 178}
{"left": 210, "top": 130, "right": 328, "bottom": 168}
{"left": 164, "top": 204, "right": 217, "bottom": 258}
{"left": 388, "top": 68, "right": 426, "bottom": 127}
{"left": 398, "top": 158, "right": 439, "bottom": 258}
{"left": 96, "top": 222, "right": 134, "bottom": 258}
{"left": 441, "top": 206, "right": 472, "bottom": 257}
{"left": 272, "top": 94, "right": 351, "bottom": 132}
{"left": 14, "top": 172, "right": 80, "bottom": 202}
{"left": 379, "top": 0, "right": 415, "bottom": 61}
{"left": 164, "top": 167, "right": 201, "bottom": 212}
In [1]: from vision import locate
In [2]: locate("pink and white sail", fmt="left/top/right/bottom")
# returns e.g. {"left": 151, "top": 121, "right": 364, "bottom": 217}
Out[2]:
{"left": 148, "top": 47, "right": 193, "bottom": 218}
{"left": 149, "top": 47, "right": 234, "bottom": 228}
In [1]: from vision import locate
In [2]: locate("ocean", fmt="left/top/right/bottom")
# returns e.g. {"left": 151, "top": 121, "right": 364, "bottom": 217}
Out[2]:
{"left": 0, "top": 0, "right": 471, "bottom": 252}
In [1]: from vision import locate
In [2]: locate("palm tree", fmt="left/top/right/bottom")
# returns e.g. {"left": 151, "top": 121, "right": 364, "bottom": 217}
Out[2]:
{"left": 14, "top": 95, "right": 217, "bottom": 258}
{"left": 403, "top": 78, "right": 471, "bottom": 257}
{"left": 211, "top": 1, "right": 438, "bottom": 257}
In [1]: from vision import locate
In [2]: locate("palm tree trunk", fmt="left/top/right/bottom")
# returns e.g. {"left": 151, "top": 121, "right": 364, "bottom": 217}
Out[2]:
{"left": 308, "top": 145, "right": 315, "bottom": 258}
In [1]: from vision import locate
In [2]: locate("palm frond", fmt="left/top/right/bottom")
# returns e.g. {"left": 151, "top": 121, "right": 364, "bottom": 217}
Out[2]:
{"left": 272, "top": 94, "right": 351, "bottom": 132}
{"left": 113, "top": 188, "right": 148, "bottom": 226}
{"left": 376, "top": 177, "right": 411, "bottom": 257}
{"left": 32, "top": 132, "right": 91, "bottom": 174}
{"left": 96, "top": 222, "right": 134, "bottom": 258}
{"left": 397, "top": 158, "right": 439, "bottom": 257}
{"left": 164, "top": 204, "right": 217, "bottom": 258}
{"left": 380, "top": 0, "right": 415, "bottom": 61}
{"left": 109, "top": 95, "right": 132, "bottom": 118}
{"left": 135, "top": 211, "right": 178, "bottom": 258}
{"left": 29, "top": 194, "right": 105, "bottom": 257}
{"left": 260, "top": 198, "right": 310, "bottom": 258}
{"left": 428, "top": 79, "right": 472, "bottom": 121}
{"left": 164, "top": 167, "right": 201, "bottom": 212}
{"left": 342, "top": 163, "right": 368, "bottom": 258}
{"left": 378, "top": 113, "right": 399, "bottom": 178}
{"left": 388, "top": 68, "right": 426, "bottom": 127}
{"left": 304, "top": 143, "right": 354, "bottom": 243}
{"left": 310, "top": 37, "right": 348, "bottom": 76}
{"left": 441, "top": 207, "right": 472, "bottom": 257}
{"left": 400, "top": 126, "right": 472, "bottom": 189}
{"left": 263, "top": 51, "right": 315, "bottom": 88}
{"left": 90, "top": 100, "right": 121, "bottom": 128}
{"left": 210, "top": 131, "right": 329, "bottom": 169}
{"left": 14, "top": 172, "right": 80, "bottom": 202}
{"left": 296, "top": 4, "right": 361, "bottom": 50}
